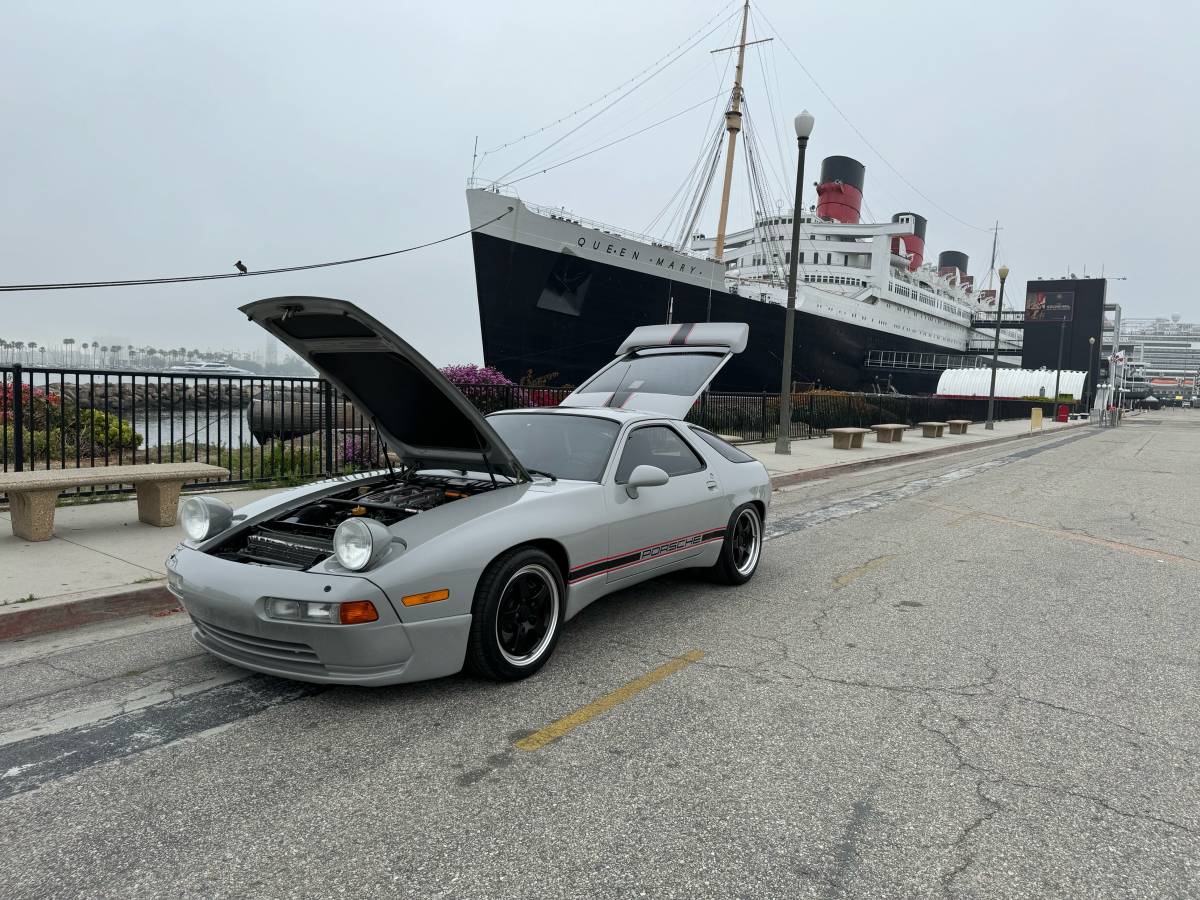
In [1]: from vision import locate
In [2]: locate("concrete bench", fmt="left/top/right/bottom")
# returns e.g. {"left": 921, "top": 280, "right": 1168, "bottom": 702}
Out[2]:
{"left": 918, "top": 421, "right": 948, "bottom": 438}
{"left": 828, "top": 427, "right": 872, "bottom": 450}
{"left": 870, "top": 423, "right": 907, "bottom": 443}
{"left": 0, "top": 463, "right": 229, "bottom": 542}
{"left": 947, "top": 419, "right": 972, "bottom": 435}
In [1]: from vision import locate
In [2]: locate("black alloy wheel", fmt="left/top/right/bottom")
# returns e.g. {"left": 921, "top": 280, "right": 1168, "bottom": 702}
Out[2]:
{"left": 495, "top": 565, "right": 558, "bottom": 665}
{"left": 710, "top": 502, "right": 764, "bottom": 585}
{"left": 467, "top": 546, "right": 564, "bottom": 681}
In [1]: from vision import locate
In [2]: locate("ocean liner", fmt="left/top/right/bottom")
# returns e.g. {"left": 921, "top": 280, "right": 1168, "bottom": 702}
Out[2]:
{"left": 466, "top": 2, "right": 1020, "bottom": 393}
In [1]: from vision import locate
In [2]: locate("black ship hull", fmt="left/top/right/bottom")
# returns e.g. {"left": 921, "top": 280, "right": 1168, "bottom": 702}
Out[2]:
{"left": 471, "top": 232, "right": 958, "bottom": 394}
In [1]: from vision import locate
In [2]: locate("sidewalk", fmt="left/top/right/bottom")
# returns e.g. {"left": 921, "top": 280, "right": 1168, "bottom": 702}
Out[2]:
{"left": 743, "top": 417, "right": 1084, "bottom": 487}
{"left": 0, "top": 417, "right": 1086, "bottom": 640}
{"left": 0, "top": 487, "right": 285, "bottom": 639}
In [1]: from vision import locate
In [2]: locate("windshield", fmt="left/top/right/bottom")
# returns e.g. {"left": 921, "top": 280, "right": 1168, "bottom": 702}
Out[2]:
{"left": 579, "top": 349, "right": 725, "bottom": 397}
{"left": 488, "top": 413, "right": 619, "bottom": 482}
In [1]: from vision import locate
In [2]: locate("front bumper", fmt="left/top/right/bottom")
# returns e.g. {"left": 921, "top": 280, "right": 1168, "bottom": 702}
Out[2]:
{"left": 166, "top": 545, "right": 471, "bottom": 686}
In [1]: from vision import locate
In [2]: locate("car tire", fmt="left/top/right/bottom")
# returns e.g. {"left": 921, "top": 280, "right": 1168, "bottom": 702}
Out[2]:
{"left": 466, "top": 546, "right": 565, "bottom": 681}
{"left": 710, "top": 503, "right": 763, "bottom": 585}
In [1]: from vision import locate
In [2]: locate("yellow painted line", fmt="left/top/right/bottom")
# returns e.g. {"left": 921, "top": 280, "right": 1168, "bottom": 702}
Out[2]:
{"left": 833, "top": 554, "right": 896, "bottom": 588}
{"left": 515, "top": 649, "right": 705, "bottom": 752}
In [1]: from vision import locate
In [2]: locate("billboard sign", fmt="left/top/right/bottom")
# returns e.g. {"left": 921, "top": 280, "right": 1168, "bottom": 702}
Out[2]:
{"left": 1025, "top": 290, "right": 1074, "bottom": 322}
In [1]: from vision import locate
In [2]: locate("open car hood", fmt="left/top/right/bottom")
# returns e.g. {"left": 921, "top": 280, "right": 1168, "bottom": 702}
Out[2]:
{"left": 560, "top": 322, "right": 749, "bottom": 418}
{"left": 240, "top": 297, "right": 529, "bottom": 481}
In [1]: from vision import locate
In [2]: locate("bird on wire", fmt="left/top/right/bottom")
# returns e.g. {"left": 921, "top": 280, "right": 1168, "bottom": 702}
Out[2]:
{"left": 234, "top": 260, "right": 248, "bottom": 274}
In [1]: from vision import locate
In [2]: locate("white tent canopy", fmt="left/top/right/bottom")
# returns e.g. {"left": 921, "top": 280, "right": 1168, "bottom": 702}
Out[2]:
{"left": 936, "top": 367, "right": 1087, "bottom": 399}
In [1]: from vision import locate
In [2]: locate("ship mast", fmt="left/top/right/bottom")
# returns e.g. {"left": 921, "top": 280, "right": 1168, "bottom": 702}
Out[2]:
{"left": 711, "top": 1, "right": 753, "bottom": 263}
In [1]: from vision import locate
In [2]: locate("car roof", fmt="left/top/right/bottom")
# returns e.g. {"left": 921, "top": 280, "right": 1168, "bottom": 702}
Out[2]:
{"left": 488, "top": 406, "right": 670, "bottom": 425}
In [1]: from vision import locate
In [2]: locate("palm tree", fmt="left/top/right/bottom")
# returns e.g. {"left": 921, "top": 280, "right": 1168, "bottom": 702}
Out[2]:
{"left": 62, "top": 338, "right": 75, "bottom": 366}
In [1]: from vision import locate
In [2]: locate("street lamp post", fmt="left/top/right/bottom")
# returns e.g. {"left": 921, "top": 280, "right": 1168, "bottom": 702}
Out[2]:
{"left": 775, "top": 109, "right": 814, "bottom": 455}
{"left": 1053, "top": 320, "right": 1066, "bottom": 407}
{"left": 1086, "top": 336, "right": 1097, "bottom": 411}
{"left": 984, "top": 264, "right": 1010, "bottom": 430}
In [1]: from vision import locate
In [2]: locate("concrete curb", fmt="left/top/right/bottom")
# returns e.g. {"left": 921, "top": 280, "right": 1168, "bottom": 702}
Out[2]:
{"left": 769, "top": 421, "right": 1091, "bottom": 489}
{"left": 0, "top": 585, "right": 182, "bottom": 643}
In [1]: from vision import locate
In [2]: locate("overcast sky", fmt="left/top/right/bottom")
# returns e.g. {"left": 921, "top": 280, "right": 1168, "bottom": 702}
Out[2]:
{"left": 3, "top": 0, "right": 1197, "bottom": 363}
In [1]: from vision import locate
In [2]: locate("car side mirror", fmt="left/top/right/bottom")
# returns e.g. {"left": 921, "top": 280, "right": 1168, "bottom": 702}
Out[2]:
{"left": 625, "top": 465, "right": 669, "bottom": 499}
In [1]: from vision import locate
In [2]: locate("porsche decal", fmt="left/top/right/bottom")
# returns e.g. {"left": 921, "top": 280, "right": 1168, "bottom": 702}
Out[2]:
{"left": 568, "top": 527, "right": 726, "bottom": 583}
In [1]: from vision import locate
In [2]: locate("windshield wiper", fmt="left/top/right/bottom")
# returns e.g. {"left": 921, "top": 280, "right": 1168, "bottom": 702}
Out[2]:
{"left": 526, "top": 468, "right": 558, "bottom": 482}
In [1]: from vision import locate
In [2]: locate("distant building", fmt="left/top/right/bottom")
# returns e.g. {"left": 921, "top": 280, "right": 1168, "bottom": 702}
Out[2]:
{"left": 1121, "top": 316, "right": 1200, "bottom": 378}
{"left": 1021, "top": 277, "right": 1108, "bottom": 400}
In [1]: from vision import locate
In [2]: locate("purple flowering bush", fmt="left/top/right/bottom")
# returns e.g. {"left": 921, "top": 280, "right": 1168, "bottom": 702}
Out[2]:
{"left": 439, "top": 364, "right": 514, "bottom": 386}
{"left": 339, "top": 435, "right": 381, "bottom": 470}
{"left": 441, "top": 364, "right": 521, "bottom": 414}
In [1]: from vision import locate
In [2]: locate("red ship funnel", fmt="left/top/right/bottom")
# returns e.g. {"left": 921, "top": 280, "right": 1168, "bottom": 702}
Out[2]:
{"left": 816, "top": 156, "right": 865, "bottom": 224}
{"left": 938, "top": 250, "right": 969, "bottom": 282}
{"left": 889, "top": 212, "right": 927, "bottom": 271}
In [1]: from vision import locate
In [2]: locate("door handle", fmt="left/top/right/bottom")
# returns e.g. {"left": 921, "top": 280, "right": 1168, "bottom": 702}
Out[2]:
{"left": 706, "top": 480, "right": 718, "bottom": 491}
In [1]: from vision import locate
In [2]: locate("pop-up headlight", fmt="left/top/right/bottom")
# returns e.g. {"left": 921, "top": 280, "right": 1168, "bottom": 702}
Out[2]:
{"left": 332, "top": 517, "right": 392, "bottom": 571}
{"left": 179, "top": 496, "right": 234, "bottom": 541}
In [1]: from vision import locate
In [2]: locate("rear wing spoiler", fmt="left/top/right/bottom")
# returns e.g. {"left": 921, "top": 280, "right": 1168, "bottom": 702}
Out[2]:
{"left": 617, "top": 323, "right": 749, "bottom": 356}
{"left": 560, "top": 322, "right": 750, "bottom": 416}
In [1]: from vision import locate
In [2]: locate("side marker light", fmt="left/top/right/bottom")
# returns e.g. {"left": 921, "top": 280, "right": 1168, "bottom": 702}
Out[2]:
{"left": 401, "top": 589, "right": 450, "bottom": 607}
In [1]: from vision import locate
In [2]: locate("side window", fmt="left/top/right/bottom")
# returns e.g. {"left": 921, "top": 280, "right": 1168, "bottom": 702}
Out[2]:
{"left": 688, "top": 426, "right": 756, "bottom": 463}
{"left": 615, "top": 426, "right": 705, "bottom": 483}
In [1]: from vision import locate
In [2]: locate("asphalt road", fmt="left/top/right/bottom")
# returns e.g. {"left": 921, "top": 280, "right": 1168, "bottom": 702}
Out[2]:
{"left": 2, "top": 414, "right": 1198, "bottom": 899}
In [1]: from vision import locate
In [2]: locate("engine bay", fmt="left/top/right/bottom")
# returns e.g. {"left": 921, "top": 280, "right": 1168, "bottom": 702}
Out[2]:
{"left": 209, "top": 473, "right": 499, "bottom": 569}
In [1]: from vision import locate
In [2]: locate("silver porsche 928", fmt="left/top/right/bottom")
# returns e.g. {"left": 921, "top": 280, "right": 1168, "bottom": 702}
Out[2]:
{"left": 166, "top": 297, "right": 771, "bottom": 686}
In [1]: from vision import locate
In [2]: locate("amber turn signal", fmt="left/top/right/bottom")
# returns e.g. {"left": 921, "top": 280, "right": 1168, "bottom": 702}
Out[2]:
{"left": 401, "top": 588, "right": 450, "bottom": 607}
{"left": 338, "top": 600, "right": 379, "bottom": 624}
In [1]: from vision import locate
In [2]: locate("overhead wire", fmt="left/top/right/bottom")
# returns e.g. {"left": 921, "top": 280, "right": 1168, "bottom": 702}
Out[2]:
{"left": 0, "top": 210, "right": 514, "bottom": 292}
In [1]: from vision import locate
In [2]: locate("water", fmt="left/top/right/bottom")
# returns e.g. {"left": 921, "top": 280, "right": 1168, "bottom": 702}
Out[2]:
{"left": 131, "top": 412, "right": 259, "bottom": 449}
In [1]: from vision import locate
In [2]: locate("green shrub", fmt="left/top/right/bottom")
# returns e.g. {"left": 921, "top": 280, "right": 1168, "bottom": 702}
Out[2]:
{"left": 1, "top": 411, "right": 143, "bottom": 463}
{"left": 1, "top": 426, "right": 67, "bottom": 463}
{"left": 71, "top": 409, "right": 144, "bottom": 453}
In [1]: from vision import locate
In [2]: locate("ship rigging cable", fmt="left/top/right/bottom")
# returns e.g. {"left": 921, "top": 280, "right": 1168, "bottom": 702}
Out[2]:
{"left": 490, "top": 9, "right": 741, "bottom": 183}
{"left": 643, "top": 49, "right": 734, "bottom": 243}
{"left": 505, "top": 92, "right": 727, "bottom": 186}
{"left": 517, "top": 51, "right": 719, "bottom": 182}
{"left": 0, "top": 210, "right": 513, "bottom": 292}
{"left": 753, "top": 5, "right": 991, "bottom": 234}
{"left": 477, "top": 0, "right": 741, "bottom": 160}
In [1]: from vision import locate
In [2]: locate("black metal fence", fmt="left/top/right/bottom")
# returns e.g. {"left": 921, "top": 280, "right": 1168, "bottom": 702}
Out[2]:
{"left": 1, "top": 364, "right": 1062, "bottom": 499}
{"left": 688, "top": 390, "right": 1062, "bottom": 443}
